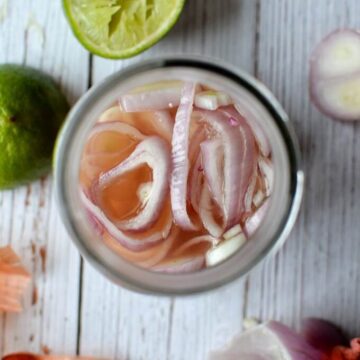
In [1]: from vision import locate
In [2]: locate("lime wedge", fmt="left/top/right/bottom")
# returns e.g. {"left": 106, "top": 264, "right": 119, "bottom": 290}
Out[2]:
{"left": 63, "top": 0, "right": 186, "bottom": 59}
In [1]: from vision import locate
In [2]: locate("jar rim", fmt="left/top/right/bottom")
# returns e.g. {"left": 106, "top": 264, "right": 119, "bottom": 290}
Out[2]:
{"left": 54, "top": 56, "right": 304, "bottom": 295}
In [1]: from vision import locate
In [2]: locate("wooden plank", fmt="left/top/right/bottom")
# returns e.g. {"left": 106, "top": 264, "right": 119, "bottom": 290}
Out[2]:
{"left": 0, "top": 0, "right": 89, "bottom": 355}
{"left": 80, "top": 1, "right": 258, "bottom": 359}
{"left": 245, "top": 0, "right": 360, "bottom": 336}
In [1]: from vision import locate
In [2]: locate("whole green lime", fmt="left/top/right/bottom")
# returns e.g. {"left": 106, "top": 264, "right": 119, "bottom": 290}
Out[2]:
{"left": 0, "top": 64, "right": 69, "bottom": 189}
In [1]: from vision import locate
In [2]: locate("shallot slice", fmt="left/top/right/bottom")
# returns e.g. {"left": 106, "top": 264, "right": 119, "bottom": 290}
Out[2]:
{"left": 189, "top": 153, "right": 203, "bottom": 214}
{"left": 97, "top": 137, "right": 171, "bottom": 232}
{"left": 233, "top": 104, "right": 271, "bottom": 157}
{"left": 245, "top": 199, "right": 270, "bottom": 238}
{"left": 81, "top": 191, "right": 172, "bottom": 252}
{"left": 209, "top": 321, "right": 323, "bottom": 360}
{"left": 153, "top": 256, "right": 205, "bottom": 274}
{"left": 310, "top": 29, "right": 360, "bottom": 121}
{"left": 172, "top": 235, "right": 218, "bottom": 257}
{"left": 200, "top": 139, "right": 224, "bottom": 210}
{"left": 88, "top": 121, "right": 145, "bottom": 142}
{"left": 198, "top": 110, "right": 256, "bottom": 229}
{"left": 171, "top": 82, "right": 198, "bottom": 230}
{"left": 119, "top": 81, "right": 184, "bottom": 112}
{"left": 259, "top": 156, "right": 274, "bottom": 196}
{"left": 103, "top": 223, "right": 178, "bottom": 269}
{"left": 199, "top": 184, "right": 223, "bottom": 238}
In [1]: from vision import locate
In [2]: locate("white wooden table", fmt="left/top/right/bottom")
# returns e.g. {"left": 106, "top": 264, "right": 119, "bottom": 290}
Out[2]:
{"left": 1, "top": 1, "right": 359, "bottom": 359}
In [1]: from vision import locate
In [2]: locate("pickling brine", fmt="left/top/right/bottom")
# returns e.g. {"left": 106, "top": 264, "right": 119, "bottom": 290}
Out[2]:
{"left": 79, "top": 80, "right": 274, "bottom": 273}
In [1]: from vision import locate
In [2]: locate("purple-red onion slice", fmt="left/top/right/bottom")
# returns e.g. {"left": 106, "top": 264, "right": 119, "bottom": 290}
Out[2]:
{"left": 310, "top": 29, "right": 360, "bottom": 121}
{"left": 259, "top": 156, "right": 274, "bottom": 196}
{"left": 119, "top": 81, "right": 183, "bottom": 112}
{"left": 80, "top": 191, "right": 172, "bottom": 252}
{"left": 189, "top": 153, "right": 203, "bottom": 214}
{"left": 209, "top": 321, "right": 323, "bottom": 360}
{"left": 97, "top": 137, "right": 171, "bottom": 232}
{"left": 199, "top": 184, "right": 223, "bottom": 238}
{"left": 197, "top": 110, "right": 245, "bottom": 229}
{"left": 232, "top": 104, "right": 271, "bottom": 157}
{"left": 171, "top": 82, "right": 199, "bottom": 230}
{"left": 301, "top": 318, "right": 347, "bottom": 355}
{"left": 200, "top": 139, "right": 224, "bottom": 211}
{"left": 245, "top": 199, "right": 270, "bottom": 238}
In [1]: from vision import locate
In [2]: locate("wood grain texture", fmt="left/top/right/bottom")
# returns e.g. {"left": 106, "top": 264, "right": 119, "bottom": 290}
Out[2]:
{"left": 1, "top": 0, "right": 360, "bottom": 359}
{"left": 0, "top": 0, "right": 88, "bottom": 356}
{"left": 245, "top": 0, "right": 360, "bottom": 336}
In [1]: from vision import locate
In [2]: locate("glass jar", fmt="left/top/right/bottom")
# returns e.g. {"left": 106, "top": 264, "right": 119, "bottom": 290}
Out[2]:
{"left": 54, "top": 57, "right": 304, "bottom": 295}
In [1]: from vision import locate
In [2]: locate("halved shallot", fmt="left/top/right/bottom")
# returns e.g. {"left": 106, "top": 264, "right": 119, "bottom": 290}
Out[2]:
{"left": 310, "top": 29, "right": 360, "bottom": 121}
{"left": 96, "top": 137, "right": 171, "bottom": 232}
{"left": 171, "top": 82, "right": 198, "bottom": 230}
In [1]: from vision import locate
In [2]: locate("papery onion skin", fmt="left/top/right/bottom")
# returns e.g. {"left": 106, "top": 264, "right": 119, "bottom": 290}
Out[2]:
{"left": 301, "top": 318, "right": 347, "bottom": 355}
{"left": 97, "top": 137, "right": 171, "bottom": 232}
{"left": 171, "top": 82, "right": 198, "bottom": 230}
{"left": 268, "top": 321, "right": 324, "bottom": 360}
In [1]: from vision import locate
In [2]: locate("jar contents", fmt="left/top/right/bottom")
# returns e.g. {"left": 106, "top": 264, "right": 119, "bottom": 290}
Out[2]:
{"left": 79, "top": 81, "right": 273, "bottom": 273}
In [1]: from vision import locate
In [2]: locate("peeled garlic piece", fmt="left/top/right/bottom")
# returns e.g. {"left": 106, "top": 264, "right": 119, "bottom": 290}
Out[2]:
{"left": 206, "top": 233, "right": 246, "bottom": 267}
{"left": 195, "top": 91, "right": 232, "bottom": 110}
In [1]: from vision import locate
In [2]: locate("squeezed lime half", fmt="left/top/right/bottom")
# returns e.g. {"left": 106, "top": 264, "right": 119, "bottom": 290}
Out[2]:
{"left": 63, "top": 0, "right": 186, "bottom": 59}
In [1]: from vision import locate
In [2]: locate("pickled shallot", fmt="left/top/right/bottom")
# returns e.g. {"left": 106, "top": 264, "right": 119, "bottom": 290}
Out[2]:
{"left": 80, "top": 80, "right": 274, "bottom": 273}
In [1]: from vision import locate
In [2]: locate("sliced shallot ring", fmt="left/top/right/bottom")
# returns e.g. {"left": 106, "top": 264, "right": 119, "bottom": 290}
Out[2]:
{"left": 103, "top": 224, "right": 179, "bottom": 269}
{"left": 232, "top": 104, "right": 271, "bottom": 157}
{"left": 200, "top": 139, "right": 224, "bottom": 209}
{"left": 189, "top": 153, "right": 203, "bottom": 214}
{"left": 153, "top": 256, "right": 205, "bottom": 274}
{"left": 258, "top": 156, "right": 274, "bottom": 196}
{"left": 119, "top": 81, "right": 183, "bottom": 112}
{"left": 222, "top": 108, "right": 258, "bottom": 219}
{"left": 97, "top": 137, "right": 171, "bottom": 232}
{"left": 245, "top": 199, "right": 270, "bottom": 238}
{"left": 81, "top": 191, "right": 172, "bottom": 252}
{"left": 171, "top": 82, "right": 198, "bottom": 230}
{"left": 88, "top": 121, "right": 145, "bottom": 142}
{"left": 199, "top": 184, "right": 223, "bottom": 238}
{"left": 172, "top": 235, "right": 218, "bottom": 257}
{"left": 197, "top": 110, "right": 255, "bottom": 229}
{"left": 152, "top": 111, "right": 174, "bottom": 142}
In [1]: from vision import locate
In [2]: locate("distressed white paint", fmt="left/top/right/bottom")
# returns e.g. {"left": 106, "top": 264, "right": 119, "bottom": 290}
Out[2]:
{"left": 1, "top": 0, "right": 360, "bottom": 359}
{"left": 0, "top": 0, "right": 88, "bottom": 356}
